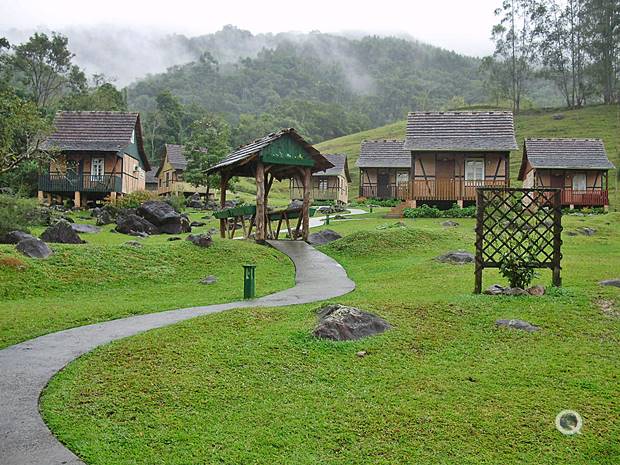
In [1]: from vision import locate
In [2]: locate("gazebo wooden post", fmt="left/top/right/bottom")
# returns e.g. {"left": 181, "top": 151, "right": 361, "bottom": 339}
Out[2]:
{"left": 302, "top": 166, "right": 311, "bottom": 241}
{"left": 219, "top": 173, "right": 228, "bottom": 239}
{"left": 255, "top": 161, "right": 266, "bottom": 243}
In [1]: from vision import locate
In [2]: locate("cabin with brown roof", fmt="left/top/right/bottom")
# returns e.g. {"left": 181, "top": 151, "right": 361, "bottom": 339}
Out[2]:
{"left": 155, "top": 144, "right": 209, "bottom": 196}
{"left": 357, "top": 140, "right": 411, "bottom": 199}
{"left": 38, "top": 111, "right": 150, "bottom": 206}
{"left": 290, "top": 153, "right": 351, "bottom": 204}
{"left": 518, "top": 138, "right": 614, "bottom": 209}
{"left": 404, "top": 111, "right": 517, "bottom": 206}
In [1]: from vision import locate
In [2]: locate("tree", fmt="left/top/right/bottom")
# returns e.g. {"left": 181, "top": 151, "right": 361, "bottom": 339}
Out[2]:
{"left": 9, "top": 32, "right": 86, "bottom": 108}
{"left": 0, "top": 90, "right": 53, "bottom": 175}
{"left": 491, "top": 0, "right": 542, "bottom": 112}
{"left": 183, "top": 115, "right": 231, "bottom": 198}
{"left": 60, "top": 76, "right": 127, "bottom": 111}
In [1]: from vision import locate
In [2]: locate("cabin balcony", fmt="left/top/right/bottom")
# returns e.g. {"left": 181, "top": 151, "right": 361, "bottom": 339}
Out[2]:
{"left": 560, "top": 189, "right": 609, "bottom": 207}
{"left": 38, "top": 173, "right": 122, "bottom": 193}
{"left": 360, "top": 179, "right": 510, "bottom": 201}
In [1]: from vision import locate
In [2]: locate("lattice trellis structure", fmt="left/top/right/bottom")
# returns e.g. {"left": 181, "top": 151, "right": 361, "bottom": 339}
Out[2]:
{"left": 474, "top": 188, "right": 563, "bottom": 293}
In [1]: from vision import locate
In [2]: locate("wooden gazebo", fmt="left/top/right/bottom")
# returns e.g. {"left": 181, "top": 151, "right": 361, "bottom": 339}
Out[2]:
{"left": 207, "top": 128, "right": 333, "bottom": 242}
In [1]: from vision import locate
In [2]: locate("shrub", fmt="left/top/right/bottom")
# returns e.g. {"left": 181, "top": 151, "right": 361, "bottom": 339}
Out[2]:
{"left": 165, "top": 195, "right": 186, "bottom": 213}
{"left": 114, "top": 190, "right": 158, "bottom": 209}
{"left": 0, "top": 193, "right": 39, "bottom": 238}
{"left": 498, "top": 231, "right": 539, "bottom": 289}
{"left": 403, "top": 203, "right": 476, "bottom": 219}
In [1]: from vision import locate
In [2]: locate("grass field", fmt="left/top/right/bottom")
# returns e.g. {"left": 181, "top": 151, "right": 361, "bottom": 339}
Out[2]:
{"left": 0, "top": 210, "right": 294, "bottom": 349}
{"left": 40, "top": 211, "right": 620, "bottom": 465}
{"left": 315, "top": 104, "right": 620, "bottom": 208}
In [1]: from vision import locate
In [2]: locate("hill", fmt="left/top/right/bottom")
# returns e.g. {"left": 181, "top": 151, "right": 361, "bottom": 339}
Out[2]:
{"left": 316, "top": 105, "right": 620, "bottom": 206}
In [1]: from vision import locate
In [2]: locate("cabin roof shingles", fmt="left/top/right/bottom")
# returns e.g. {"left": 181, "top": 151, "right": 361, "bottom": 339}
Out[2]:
{"left": 313, "top": 153, "right": 350, "bottom": 181}
{"left": 404, "top": 111, "right": 518, "bottom": 152}
{"left": 357, "top": 140, "right": 410, "bottom": 168}
{"left": 43, "top": 111, "right": 140, "bottom": 152}
{"left": 165, "top": 144, "right": 188, "bottom": 171}
{"left": 523, "top": 138, "right": 615, "bottom": 171}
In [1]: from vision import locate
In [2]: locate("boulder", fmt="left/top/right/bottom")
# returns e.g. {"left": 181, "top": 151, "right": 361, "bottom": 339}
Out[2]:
{"left": 504, "top": 287, "right": 528, "bottom": 296}
{"left": 90, "top": 207, "right": 101, "bottom": 218}
{"left": 115, "top": 214, "right": 159, "bottom": 235}
{"left": 307, "top": 229, "right": 342, "bottom": 245}
{"left": 190, "top": 221, "right": 206, "bottom": 227}
{"left": 313, "top": 304, "right": 391, "bottom": 341}
{"left": 137, "top": 201, "right": 181, "bottom": 226}
{"left": 495, "top": 319, "right": 540, "bottom": 332}
{"left": 187, "top": 194, "right": 204, "bottom": 209}
{"left": 40, "top": 220, "right": 85, "bottom": 244}
{"left": 566, "top": 231, "right": 578, "bottom": 236}
{"left": 59, "top": 215, "right": 74, "bottom": 223}
{"left": 96, "top": 209, "right": 115, "bottom": 226}
{"left": 436, "top": 251, "right": 475, "bottom": 264}
{"left": 200, "top": 275, "right": 217, "bottom": 285}
{"left": 484, "top": 284, "right": 506, "bottom": 295}
{"left": 129, "top": 231, "right": 149, "bottom": 238}
{"left": 552, "top": 113, "right": 565, "bottom": 120}
{"left": 16, "top": 238, "right": 53, "bottom": 259}
{"left": 527, "top": 285, "right": 545, "bottom": 296}
{"left": 576, "top": 227, "right": 596, "bottom": 236}
{"left": 71, "top": 224, "right": 102, "bottom": 234}
{"left": 599, "top": 279, "right": 620, "bottom": 288}
{"left": 441, "top": 220, "right": 459, "bottom": 227}
{"left": 1, "top": 230, "right": 34, "bottom": 244}
{"left": 187, "top": 233, "right": 213, "bottom": 248}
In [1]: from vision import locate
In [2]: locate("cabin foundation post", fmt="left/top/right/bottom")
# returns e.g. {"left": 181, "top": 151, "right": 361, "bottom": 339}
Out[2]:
{"left": 302, "top": 167, "right": 311, "bottom": 242}
{"left": 81, "top": 193, "right": 87, "bottom": 208}
{"left": 109, "top": 192, "right": 117, "bottom": 203}
{"left": 46, "top": 193, "right": 52, "bottom": 205}
{"left": 37, "top": 191, "right": 44, "bottom": 203}
{"left": 73, "top": 191, "right": 81, "bottom": 208}
{"left": 604, "top": 204, "right": 609, "bottom": 212}
{"left": 255, "top": 162, "right": 266, "bottom": 243}
{"left": 457, "top": 199, "right": 464, "bottom": 208}
{"left": 569, "top": 204, "right": 575, "bottom": 210}
{"left": 219, "top": 174, "right": 228, "bottom": 239}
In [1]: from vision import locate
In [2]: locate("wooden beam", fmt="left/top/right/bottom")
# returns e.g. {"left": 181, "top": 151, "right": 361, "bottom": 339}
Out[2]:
{"left": 302, "top": 167, "right": 311, "bottom": 241}
{"left": 255, "top": 161, "right": 266, "bottom": 243}
{"left": 219, "top": 174, "right": 228, "bottom": 239}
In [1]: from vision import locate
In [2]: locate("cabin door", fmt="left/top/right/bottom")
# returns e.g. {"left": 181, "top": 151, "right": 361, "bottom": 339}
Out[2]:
{"left": 436, "top": 159, "right": 455, "bottom": 198}
{"left": 377, "top": 170, "right": 391, "bottom": 198}
{"left": 550, "top": 173, "right": 565, "bottom": 189}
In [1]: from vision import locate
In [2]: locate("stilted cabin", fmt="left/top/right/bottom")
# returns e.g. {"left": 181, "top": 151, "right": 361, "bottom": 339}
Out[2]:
{"left": 404, "top": 111, "right": 517, "bottom": 206}
{"left": 518, "top": 138, "right": 614, "bottom": 209}
{"left": 290, "top": 153, "right": 351, "bottom": 204}
{"left": 156, "top": 144, "right": 208, "bottom": 196}
{"left": 357, "top": 140, "right": 411, "bottom": 199}
{"left": 38, "top": 111, "right": 150, "bottom": 206}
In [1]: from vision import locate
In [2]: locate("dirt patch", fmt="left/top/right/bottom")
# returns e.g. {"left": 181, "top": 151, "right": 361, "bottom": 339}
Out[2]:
{"left": 596, "top": 299, "right": 619, "bottom": 318}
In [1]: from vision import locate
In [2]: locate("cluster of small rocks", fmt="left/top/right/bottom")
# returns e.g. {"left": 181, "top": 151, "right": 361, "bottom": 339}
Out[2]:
{"left": 495, "top": 319, "right": 540, "bottom": 332}
{"left": 567, "top": 227, "right": 596, "bottom": 237}
{"left": 485, "top": 284, "right": 545, "bottom": 296}
{"left": 317, "top": 204, "right": 348, "bottom": 215}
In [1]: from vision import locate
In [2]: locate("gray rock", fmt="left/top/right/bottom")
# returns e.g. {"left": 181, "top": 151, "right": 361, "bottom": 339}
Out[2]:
{"left": 599, "top": 279, "right": 620, "bottom": 288}
{"left": 128, "top": 231, "right": 149, "bottom": 238}
{"left": 96, "top": 209, "right": 115, "bottom": 226}
{"left": 123, "top": 241, "right": 143, "bottom": 248}
{"left": 41, "top": 220, "right": 85, "bottom": 244}
{"left": 527, "top": 285, "right": 545, "bottom": 296}
{"left": 566, "top": 231, "right": 578, "bottom": 236}
{"left": 441, "top": 220, "right": 459, "bottom": 227}
{"left": 552, "top": 113, "right": 565, "bottom": 120}
{"left": 16, "top": 238, "right": 53, "bottom": 259}
{"left": 436, "top": 251, "right": 475, "bottom": 264}
{"left": 137, "top": 201, "right": 180, "bottom": 226}
{"left": 484, "top": 284, "right": 506, "bottom": 295}
{"left": 504, "top": 287, "right": 528, "bottom": 296}
{"left": 90, "top": 207, "right": 101, "bottom": 218}
{"left": 576, "top": 227, "right": 596, "bottom": 236}
{"left": 307, "top": 229, "right": 342, "bottom": 245}
{"left": 495, "top": 319, "right": 540, "bottom": 332}
{"left": 200, "top": 275, "right": 217, "bottom": 285}
{"left": 70, "top": 224, "right": 102, "bottom": 234}
{"left": 313, "top": 304, "right": 391, "bottom": 341}
{"left": 116, "top": 214, "right": 159, "bottom": 235}
{"left": 187, "top": 233, "right": 213, "bottom": 248}
{"left": 1, "top": 230, "right": 34, "bottom": 244}
{"left": 190, "top": 221, "right": 206, "bottom": 227}
{"left": 167, "top": 236, "right": 182, "bottom": 241}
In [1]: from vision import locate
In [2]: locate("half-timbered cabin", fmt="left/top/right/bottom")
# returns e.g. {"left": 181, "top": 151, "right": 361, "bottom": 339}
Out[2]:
{"left": 290, "top": 153, "right": 351, "bottom": 204}
{"left": 38, "top": 111, "right": 150, "bottom": 206}
{"left": 155, "top": 144, "right": 208, "bottom": 196}
{"left": 518, "top": 138, "right": 614, "bottom": 209}
{"left": 404, "top": 111, "right": 517, "bottom": 206}
{"left": 357, "top": 140, "right": 411, "bottom": 199}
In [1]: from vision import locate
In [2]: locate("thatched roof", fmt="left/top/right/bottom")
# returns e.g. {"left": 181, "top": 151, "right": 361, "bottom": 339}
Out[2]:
{"left": 404, "top": 111, "right": 517, "bottom": 152}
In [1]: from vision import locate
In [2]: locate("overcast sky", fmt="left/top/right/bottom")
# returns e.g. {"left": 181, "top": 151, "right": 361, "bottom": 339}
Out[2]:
{"left": 0, "top": 0, "right": 498, "bottom": 56}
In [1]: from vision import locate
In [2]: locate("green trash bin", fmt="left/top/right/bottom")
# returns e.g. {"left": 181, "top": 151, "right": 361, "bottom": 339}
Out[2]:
{"left": 243, "top": 264, "right": 256, "bottom": 299}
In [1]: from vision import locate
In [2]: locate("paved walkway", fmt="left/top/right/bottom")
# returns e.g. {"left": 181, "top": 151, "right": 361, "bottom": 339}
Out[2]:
{"left": 0, "top": 241, "right": 355, "bottom": 465}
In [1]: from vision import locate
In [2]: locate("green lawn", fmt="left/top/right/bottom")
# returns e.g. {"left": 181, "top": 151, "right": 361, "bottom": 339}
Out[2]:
{"left": 316, "top": 105, "right": 620, "bottom": 208}
{"left": 0, "top": 210, "right": 294, "bottom": 348}
{"left": 40, "top": 211, "right": 620, "bottom": 465}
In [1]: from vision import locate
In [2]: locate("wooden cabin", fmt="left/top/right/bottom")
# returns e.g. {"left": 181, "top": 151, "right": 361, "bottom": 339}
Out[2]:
{"left": 404, "top": 111, "right": 517, "bottom": 206}
{"left": 357, "top": 140, "right": 411, "bottom": 199}
{"left": 145, "top": 168, "right": 159, "bottom": 191}
{"left": 518, "top": 138, "right": 614, "bottom": 209}
{"left": 290, "top": 153, "right": 351, "bottom": 204}
{"left": 38, "top": 111, "right": 150, "bottom": 206}
{"left": 155, "top": 144, "right": 208, "bottom": 196}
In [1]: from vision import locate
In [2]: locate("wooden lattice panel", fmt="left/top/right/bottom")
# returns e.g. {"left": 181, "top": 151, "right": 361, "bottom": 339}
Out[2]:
{"left": 474, "top": 188, "right": 563, "bottom": 293}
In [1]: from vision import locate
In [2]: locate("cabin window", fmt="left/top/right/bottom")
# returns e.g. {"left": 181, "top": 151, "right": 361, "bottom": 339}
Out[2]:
{"left": 572, "top": 173, "right": 586, "bottom": 191}
{"left": 465, "top": 159, "right": 485, "bottom": 181}
{"left": 130, "top": 129, "right": 135, "bottom": 144}
{"left": 318, "top": 177, "right": 328, "bottom": 191}
{"left": 91, "top": 158, "right": 104, "bottom": 180}
{"left": 396, "top": 171, "right": 409, "bottom": 185}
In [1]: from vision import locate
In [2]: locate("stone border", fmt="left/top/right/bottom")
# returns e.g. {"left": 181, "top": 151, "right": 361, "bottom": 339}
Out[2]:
{"left": 0, "top": 241, "right": 355, "bottom": 465}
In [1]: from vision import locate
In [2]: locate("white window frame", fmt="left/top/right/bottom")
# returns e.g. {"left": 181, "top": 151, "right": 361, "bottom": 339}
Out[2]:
{"left": 91, "top": 158, "right": 104, "bottom": 181}
{"left": 130, "top": 129, "right": 135, "bottom": 144}
{"left": 572, "top": 173, "right": 586, "bottom": 191}
{"left": 318, "top": 177, "right": 328, "bottom": 191}
{"left": 465, "top": 158, "right": 485, "bottom": 181}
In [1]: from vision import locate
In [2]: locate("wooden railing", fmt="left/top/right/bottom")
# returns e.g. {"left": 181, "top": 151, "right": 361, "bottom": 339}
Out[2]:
{"left": 360, "top": 184, "right": 409, "bottom": 199}
{"left": 561, "top": 189, "right": 608, "bottom": 206}
{"left": 39, "top": 173, "right": 122, "bottom": 193}
{"left": 290, "top": 186, "right": 347, "bottom": 201}
{"left": 361, "top": 180, "right": 509, "bottom": 200}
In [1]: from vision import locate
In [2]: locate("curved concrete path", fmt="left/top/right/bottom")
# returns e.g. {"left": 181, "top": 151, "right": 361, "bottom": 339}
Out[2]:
{"left": 0, "top": 240, "right": 355, "bottom": 465}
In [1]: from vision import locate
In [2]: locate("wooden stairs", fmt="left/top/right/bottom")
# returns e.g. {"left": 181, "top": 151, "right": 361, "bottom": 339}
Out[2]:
{"left": 384, "top": 200, "right": 416, "bottom": 218}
